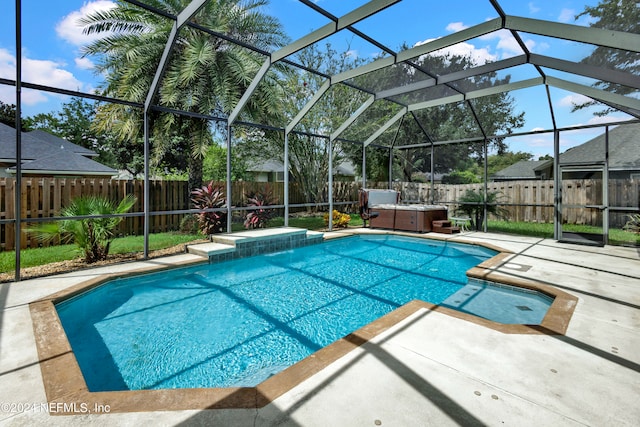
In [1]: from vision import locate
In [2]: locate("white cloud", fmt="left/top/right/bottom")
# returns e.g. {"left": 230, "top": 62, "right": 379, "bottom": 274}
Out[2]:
{"left": 446, "top": 22, "right": 468, "bottom": 33}
{"left": 479, "top": 29, "right": 538, "bottom": 59}
{"left": 56, "top": 1, "right": 116, "bottom": 46}
{"left": 0, "top": 48, "right": 85, "bottom": 106}
{"left": 558, "top": 93, "right": 591, "bottom": 108}
{"left": 75, "top": 56, "right": 95, "bottom": 70}
{"left": 414, "top": 38, "right": 496, "bottom": 66}
{"left": 528, "top": 3, "right": 541, "bottom": 14}
{"left": 558, "top": 8, "right": 575, "bottom": 23}
{"left": 586, "top": 115, "right": 631, "bottom": 126}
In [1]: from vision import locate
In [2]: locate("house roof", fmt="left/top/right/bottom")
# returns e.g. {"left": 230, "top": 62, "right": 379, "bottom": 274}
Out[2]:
{"left": 7, "top": 149, "right": 116, "bottom": 176}
{"left": 27, "top": 129, "right": 97, "bottom": 157}
{"left": 560, "top": 123, "right": 640, "bottom": 170}
{"left": 0, "top": 123, "right": 49, "bottom": 160}
{"left": 0, "top": 122, "right": 116, "bottom": 176}
{"left": 493, "top": 123, "right": 640, "bottom": 178}
{"left": 492, "top": 160, "right": 551, "bottom": 179}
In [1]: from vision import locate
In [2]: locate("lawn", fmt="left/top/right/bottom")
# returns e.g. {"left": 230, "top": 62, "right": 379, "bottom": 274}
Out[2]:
{"left": 0, "top": 214, "right": 363, "bottom": 274}
{"left": 488, "top": 220, "right": 640, "bottom": 245}
{"left": 0, "top": 232, "right": 203, "bottom": 273}
{"left": 2, "top": 214, "right": 637, "bottom": 275}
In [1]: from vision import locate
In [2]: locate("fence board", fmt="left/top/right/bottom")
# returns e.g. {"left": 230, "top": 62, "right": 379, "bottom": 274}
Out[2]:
{"left": 1, "top": 178, "right": 638, "bottom": 250}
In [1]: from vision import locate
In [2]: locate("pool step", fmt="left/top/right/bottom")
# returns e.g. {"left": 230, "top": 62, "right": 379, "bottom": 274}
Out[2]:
{"left": 187, "top": 242, "right": 235, "bottom": 258}
{"left": 187, "top": 227, "right": 324, "bottom": 259}
{"left": 431, "top": 220, "right": 460, "bottom": 234}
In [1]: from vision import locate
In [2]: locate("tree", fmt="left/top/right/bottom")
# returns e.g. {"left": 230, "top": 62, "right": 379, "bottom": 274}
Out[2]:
{"left": 26, "top": 195, "right": 137, "bottom": 263}
{"left": 202, "top": 143, "right": 249, "bottom": 181}
{"left": 342, "top": 49, "right": 525, "bottom": 182}
{"left": 237, "top": 42, "right": 370, "bottom": 209}
{"left": 0, "top": 101, "right": 31, "bottom": 131}
{"left": 456, "top": 189, "right": 510, "bottom": 231}
{"left": 80, "top": 0, "right": 288, "bottom": 193}
{"left": 573, "top": 0, "right": 640, "bottom": 115}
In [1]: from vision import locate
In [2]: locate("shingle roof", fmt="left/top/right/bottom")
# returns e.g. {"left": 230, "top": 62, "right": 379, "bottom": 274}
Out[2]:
{"left": 492, "top": 160, "right": 550, "bottom": 179}
{"left": 560, "top": 123, "right": 640, "bottom": 169}
{"left": 493, "top": 123, "right": 640, "bottom": 178}
{"left": 6, "top": 149, "right": 116, "bottom": 175}
{"left": 0, "top": 122, "right": 48, "bottom": 160}
{"left": 27, "top": 129, "right": 97, "bottom": 157}
{"left": 0, "top": 122, "right": 115, "bottom": 176}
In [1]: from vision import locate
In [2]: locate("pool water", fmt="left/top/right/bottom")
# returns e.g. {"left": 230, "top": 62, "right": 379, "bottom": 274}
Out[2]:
{"left": 56, "top": 234, "right": 551, "bottom": 391}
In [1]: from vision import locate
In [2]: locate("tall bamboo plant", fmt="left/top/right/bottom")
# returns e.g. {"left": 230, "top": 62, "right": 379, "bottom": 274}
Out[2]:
{"left": 26, "top": 195, "right": 137, "bottom": 263}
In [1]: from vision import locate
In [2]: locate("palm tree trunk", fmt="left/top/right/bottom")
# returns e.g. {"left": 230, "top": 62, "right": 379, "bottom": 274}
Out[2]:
{"left": 188, "top": 154, "right": 204, "bottom": 198}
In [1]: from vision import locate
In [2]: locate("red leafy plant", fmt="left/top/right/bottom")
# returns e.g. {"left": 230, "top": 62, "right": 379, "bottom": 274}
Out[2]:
{"left": 244, "top": 185, "right": 278, "bottom": 229}
{"left": 191, "top": 182, "right": 227, "bottom": 235}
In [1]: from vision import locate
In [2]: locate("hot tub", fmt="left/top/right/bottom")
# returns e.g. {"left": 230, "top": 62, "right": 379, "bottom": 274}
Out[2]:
{"left": 369, "top": 203, "right": 448, "bottom": 232}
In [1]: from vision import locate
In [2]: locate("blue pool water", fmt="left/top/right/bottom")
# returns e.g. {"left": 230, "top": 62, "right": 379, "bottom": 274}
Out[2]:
{"left": 56, "top": 234, "right": 552, "bottom": 391}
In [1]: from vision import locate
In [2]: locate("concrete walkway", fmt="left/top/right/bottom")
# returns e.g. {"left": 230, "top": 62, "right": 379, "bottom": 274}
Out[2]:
{"left": 0, "top": 232, "right": 638, "bottom": 426}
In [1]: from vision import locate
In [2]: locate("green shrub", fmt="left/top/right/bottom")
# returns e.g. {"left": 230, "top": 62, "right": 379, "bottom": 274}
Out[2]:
{"left": 179, "top": 214, "right": 200, "bottom": 234}
{"left": 623, "top": 214, "right": 640, "bottom": 234}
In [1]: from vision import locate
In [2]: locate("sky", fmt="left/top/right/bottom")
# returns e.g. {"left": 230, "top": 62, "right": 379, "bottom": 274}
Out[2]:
{"left": 0, "top": 0, "right": 635, "bottom": 159}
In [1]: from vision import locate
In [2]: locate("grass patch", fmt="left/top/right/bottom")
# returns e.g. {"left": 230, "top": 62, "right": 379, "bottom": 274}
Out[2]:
{"left": 487, "top": 221, "right": 554, "bottom": 238}
{"left": 4, "top": 215, "right": 636, "bottom": 275}
{"left": 0, "top": 214, "right": 362, "bottom": 274}
{"left": 487, "top": 220, "right": 640, "bottom": 245}
{"left": 0, "top": 232, "right": 202, "bottom": 274}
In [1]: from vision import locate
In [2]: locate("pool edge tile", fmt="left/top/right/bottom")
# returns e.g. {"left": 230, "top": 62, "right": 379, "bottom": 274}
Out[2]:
{"left": 28, "top": 231, "right": 579, "bottom": 414}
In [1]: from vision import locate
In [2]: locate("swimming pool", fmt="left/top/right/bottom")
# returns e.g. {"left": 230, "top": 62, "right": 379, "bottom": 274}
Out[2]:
{"left": 56, "top": 234, "right": 552, "bottom": 391}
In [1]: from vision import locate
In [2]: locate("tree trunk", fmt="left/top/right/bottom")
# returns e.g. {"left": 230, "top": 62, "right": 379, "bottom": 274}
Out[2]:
{"left": 188, "top": 154, "right": 203, "bottom": 203}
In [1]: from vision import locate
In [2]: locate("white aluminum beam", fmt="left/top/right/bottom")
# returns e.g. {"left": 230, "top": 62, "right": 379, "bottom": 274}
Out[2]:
{"left": 408, "top": 94, "right": 464, "bottom": 111}
{"left": 144, "top": 0, "right": 208, "bottom": 111}
{"left": 330, "top": 95, "right": 375, "bottom": 141}
{"left": 228, "top": 57, "right": 271, "bottom": 125}
{"left": 465, "top": 77, "right": 543, "bottom": 99}
{"left": 376, "top": 55, "right": 528, "bottom": 100}
{"left": 396, "top": 18, "right": 503, "bottom": 63}
{"left": 333, "top": 18, "right": 503, "bottom": 85}
{"left": 363, "top": 107, "right": 407, "bottom": 147}
{"left": 530, "top": 54, "right": 640, "bottom": 90}
{"left": 286, "top": 80, "right": 330, "bottom": 134}
{"left": 237, "top": 0, "right": 397, "bottom": 126}
{"left": 505, "top": 16, "right": 640, "bottom": 53}
{"left": 406, "top": 77, "right": 543, "bottom": 112}
{"left": 271, "top": 0, "right": 399, "bottom": 63}
{"left": 546, "top": 76, "right": 640, "bottom": 111}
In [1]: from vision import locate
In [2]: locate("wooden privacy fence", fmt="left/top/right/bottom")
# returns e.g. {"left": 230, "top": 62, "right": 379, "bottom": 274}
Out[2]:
{"left": 0, "top": 178, "right": 190, "bottom": 251}
{"left": 1, "top": 177, "right": 638, "bottom": 250}
{"left": 395, "top": 179, "right": 638, "bottom": 227}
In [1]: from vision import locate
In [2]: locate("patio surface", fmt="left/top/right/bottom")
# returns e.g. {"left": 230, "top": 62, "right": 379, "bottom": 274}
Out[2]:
{"left": 0, "top": 231, "right": 638, "bottom": 426}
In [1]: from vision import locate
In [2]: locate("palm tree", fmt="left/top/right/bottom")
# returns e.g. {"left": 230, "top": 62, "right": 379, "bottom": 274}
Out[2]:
{"left": 26, "top": 195, "right": 137, "bottom": 263}
{"left": 80, "top": 0, "right": 288, "bottom": 191}
{"left": 456, "top": 189, "right": 510, "bottom": 231}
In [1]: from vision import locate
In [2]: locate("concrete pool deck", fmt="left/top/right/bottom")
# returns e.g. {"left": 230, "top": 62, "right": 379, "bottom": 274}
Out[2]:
{"left": 1, "top": 230, "right": 638, "bottom": 426}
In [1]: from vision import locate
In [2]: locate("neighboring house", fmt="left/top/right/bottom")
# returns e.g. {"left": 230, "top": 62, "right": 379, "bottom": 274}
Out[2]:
{"left": 492, "top": 123, "right": 640, "bottom": 181}
{"left": 491, "top": 160, "right": 552, "bottom": 181}
{"left": 0, "top": 123, "right": 116, "bottom": 178}
{"left": 247, "top": 159, "right": 357, "bottom": 182}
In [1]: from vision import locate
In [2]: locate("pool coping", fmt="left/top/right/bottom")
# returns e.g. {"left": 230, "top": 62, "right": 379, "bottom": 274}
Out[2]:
{"left": 29, "top": 230, "right": 578, "bottom": 415}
